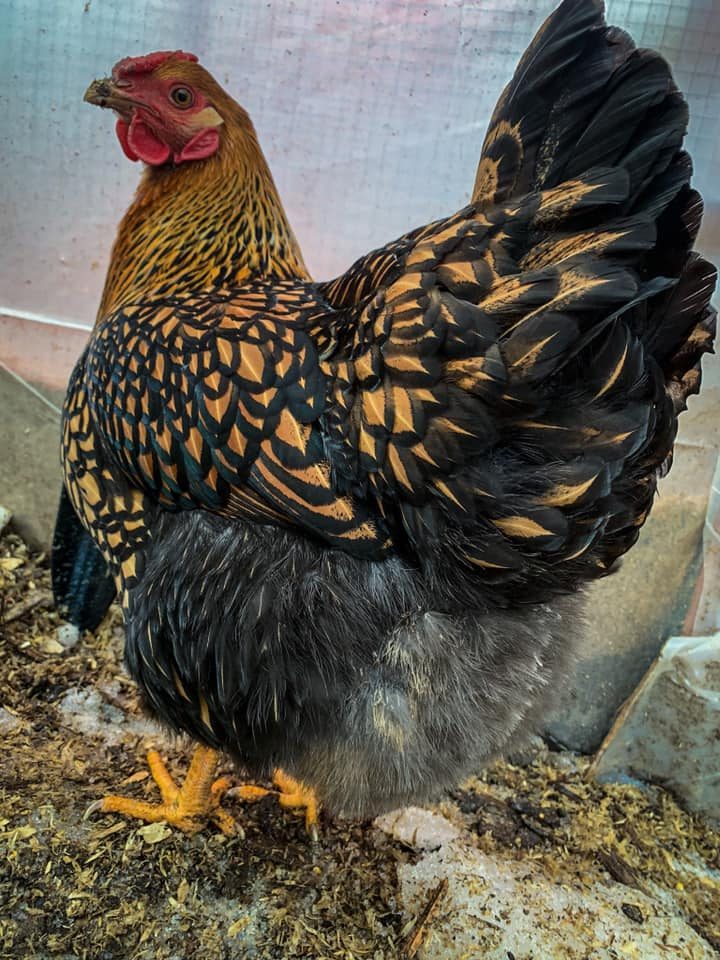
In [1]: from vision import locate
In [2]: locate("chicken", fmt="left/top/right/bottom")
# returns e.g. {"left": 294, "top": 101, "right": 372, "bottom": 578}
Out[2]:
{"left": 55, "top": 0, "right": 716, "bottom": 837}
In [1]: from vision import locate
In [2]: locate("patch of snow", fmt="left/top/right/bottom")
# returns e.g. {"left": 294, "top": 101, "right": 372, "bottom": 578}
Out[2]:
{"left": 374, "top": 806, "right": 462, "bottom": 851}
{"left": 0, "top": 505, "right": 11, "bottom": 536}
{"left": 395, "top": 839, "right": 717, "bottom": 960}
{"left": 58, "top": 686, "right": 162, "bottom": 746}
{"left": 376, "top": 808, "right": 717, "bottom": 959}
{"left": 0, "top": 705, "right": 22, "bottom": 734}
{"left": 56, "top": 623, "right": 81, "bottom": 649}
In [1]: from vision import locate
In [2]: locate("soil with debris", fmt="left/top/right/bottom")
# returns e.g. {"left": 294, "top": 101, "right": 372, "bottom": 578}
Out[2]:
{"left": 1, "top": 525, "right": 718, "bottom": 959}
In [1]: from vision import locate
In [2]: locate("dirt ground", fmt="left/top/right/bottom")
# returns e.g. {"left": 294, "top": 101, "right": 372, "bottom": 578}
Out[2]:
{"left": 1, "top": 525, "right": 718, "bottom": 960}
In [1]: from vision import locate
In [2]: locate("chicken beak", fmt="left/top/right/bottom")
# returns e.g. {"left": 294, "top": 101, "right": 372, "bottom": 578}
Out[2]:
{"left": 84, "top": 77, "right": 122, "bottom": 108}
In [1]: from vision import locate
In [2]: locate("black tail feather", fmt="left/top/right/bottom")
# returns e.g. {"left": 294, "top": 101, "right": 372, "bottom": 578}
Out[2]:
{"left": 51, "top": 485, "right": 116, "bottom": 632}
{"left": 474, "top": 0, "right": 716, "bottom": 400}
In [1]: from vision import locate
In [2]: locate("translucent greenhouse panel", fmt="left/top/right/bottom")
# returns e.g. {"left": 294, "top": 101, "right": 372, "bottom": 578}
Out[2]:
{"left": 0, "top": 0, "right": 718, "bottom": 554}
{"left": 1, "top": 0, "right": 718, "bottom": 332}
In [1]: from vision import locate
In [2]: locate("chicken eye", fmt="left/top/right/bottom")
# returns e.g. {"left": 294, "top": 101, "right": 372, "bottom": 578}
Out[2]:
{"left": 170, "top": 86, "right": 193, "bottom": 108}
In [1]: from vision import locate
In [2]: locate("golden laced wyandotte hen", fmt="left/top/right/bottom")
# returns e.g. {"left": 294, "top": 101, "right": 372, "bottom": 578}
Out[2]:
{"left": 53, "top": 0, "right": 716, "bottom": 837}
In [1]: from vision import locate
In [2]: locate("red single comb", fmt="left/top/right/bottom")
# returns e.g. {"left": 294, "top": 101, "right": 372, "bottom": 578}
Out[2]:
{"left": 112, "top": 50, "right": 198, "bottom": 80}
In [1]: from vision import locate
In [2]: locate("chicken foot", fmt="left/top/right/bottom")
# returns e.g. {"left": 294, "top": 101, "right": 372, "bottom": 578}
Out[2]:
{"left": 232, "top": 769, "right": 320, "bottom": 841}
{"left": 86, "top": 744, "right": 238, "bottom": 835}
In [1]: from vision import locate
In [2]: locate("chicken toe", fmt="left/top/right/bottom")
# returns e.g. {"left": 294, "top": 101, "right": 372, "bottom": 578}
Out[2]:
{"left": 86, "top": 745, "right": 239, "bottom": 836}
{"left": 232, "top": 768, "right": 320, "bottom": 839}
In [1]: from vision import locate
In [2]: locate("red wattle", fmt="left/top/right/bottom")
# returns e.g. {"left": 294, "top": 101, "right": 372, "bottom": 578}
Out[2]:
{"left": 127, "top": 116, "right": 171, "bottom": 166}
{"left": 174, "top": 128, "right": 221, "bottom": 164}
{"left": 115, "top": 119, "right": 139, "bottom": 162}
{"left": 115, "top": 116, "right": 219, "bottom": 166}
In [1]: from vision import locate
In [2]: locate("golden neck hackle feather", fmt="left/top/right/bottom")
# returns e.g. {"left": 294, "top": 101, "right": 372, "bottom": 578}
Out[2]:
{"left": 97, "top": 93, "right": 308, "bottom": 321}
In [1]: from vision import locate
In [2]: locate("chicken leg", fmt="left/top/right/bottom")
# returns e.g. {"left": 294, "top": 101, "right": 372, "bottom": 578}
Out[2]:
{"left": 232, "top": 769, "right": 320, "bottom": 840}
{"left": 86, "top": 747, "right": 320, "bottom": 838}
{"left": 86, "top": 745, "right": 237, "bottom": 835}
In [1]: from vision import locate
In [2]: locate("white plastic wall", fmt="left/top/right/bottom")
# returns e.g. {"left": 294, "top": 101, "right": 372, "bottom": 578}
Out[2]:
{"left": 1, "top": 0, "right": 719, "bottom": 329}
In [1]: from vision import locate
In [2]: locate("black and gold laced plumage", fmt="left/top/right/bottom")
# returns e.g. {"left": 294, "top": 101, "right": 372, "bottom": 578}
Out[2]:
{"left": 57, "top": 0, "right": 716, "bottom": 820}
{"left": 69, "top": 156, "right": 715, "bottom": 600}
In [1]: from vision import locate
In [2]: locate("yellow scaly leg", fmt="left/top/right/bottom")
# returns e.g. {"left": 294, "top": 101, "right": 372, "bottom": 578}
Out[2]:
{"left": 232, "top": 768, "right": 320, "bottom": 840}
{"left": 86, "top": 745, "right": 238, "bottom": 836}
